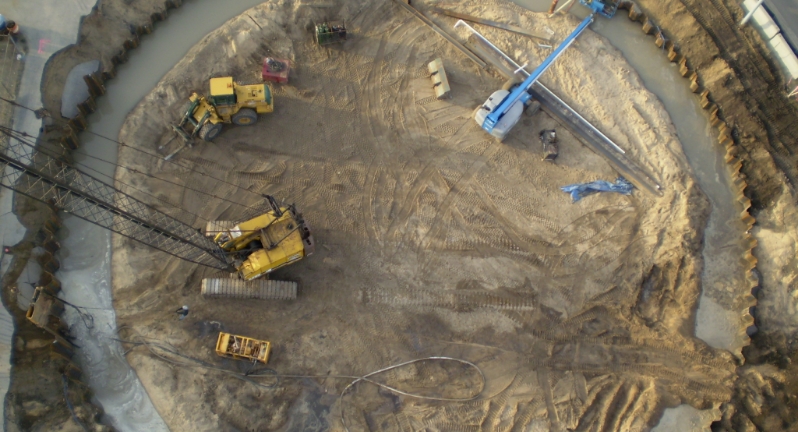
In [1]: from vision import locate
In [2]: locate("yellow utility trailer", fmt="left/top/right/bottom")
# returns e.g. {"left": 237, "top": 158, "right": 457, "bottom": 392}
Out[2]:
{"left": 215, "top": 332, "right": 271, "bottom": 364}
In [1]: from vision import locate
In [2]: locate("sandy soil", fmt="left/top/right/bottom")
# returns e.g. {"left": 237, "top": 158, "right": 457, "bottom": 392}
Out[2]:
{"left": 104, "top": 0, "right": 747, "bottom": 430}
{"left": 631, "top": 1, "right": 798, "bottom": 430}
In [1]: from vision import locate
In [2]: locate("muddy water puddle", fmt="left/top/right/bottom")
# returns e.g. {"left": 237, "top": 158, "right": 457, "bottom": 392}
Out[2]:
{"left": 57, "top": 0, "right": 269, "bottom": 429}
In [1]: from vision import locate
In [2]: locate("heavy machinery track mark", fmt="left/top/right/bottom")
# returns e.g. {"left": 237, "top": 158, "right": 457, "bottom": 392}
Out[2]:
{"left": 362, "top": 287, "right": 538, "bottom": 311}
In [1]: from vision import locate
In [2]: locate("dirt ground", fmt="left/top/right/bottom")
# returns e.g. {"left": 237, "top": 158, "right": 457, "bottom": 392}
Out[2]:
{"left": 633, "top": 1, "right": 798, "bottom": 430}
{"left": 107, "top": 1, "right": 742, "bottom": 430}
{"left": 4, "top": 0, "right": 798, "bottom": 430}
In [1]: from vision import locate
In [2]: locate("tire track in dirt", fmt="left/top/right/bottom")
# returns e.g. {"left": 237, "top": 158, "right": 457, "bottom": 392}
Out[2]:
{"left": 418, "top": 144, "right": 500, "bottom": 254}
{"left": 538, "top": 369, "right": 565, "bottom": 432}
{"left": 384, "top": 164, "right": 440, "bottom": 242}
{"left": 362, "top": 161, "right": 382, "bottom": 246}
{"left": 362, "top": 287, "right": 537, "bottom": 311}
{"left": 358, "top": 23, "right": 425, "bottom": 246}
{"left": 468, "top": 182, "right": 635, "bottom": 266}
{"left": 357, "top": 23, "right": 427, "bottom": 246}
{"left": 531, "top": 328, "right": 734, "bottom": 371}
{"left": 481, "top": 373, "right": 524, "bottom": 432}
{"left": 527, "top": 360, "right": 732, "bottom": 401}
{"left": 509, "top": 399, "right": 546, "bottom": 432}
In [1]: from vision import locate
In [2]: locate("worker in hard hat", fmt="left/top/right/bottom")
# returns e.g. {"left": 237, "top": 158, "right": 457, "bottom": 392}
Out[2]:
{"left": 0, "top": 14, "right": 20, "bottom": 37}
{"left": 0, "top": 14, "right": 25, "bottom": 58}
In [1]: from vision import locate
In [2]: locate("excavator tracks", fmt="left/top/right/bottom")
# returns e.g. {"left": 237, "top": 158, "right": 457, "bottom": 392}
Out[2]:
{"left": 201, "top": 278, "right": 297, "bottom": 300}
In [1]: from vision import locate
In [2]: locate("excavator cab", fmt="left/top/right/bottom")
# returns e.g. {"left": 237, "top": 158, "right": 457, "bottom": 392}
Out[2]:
{"left": 212, "top": 196, "right": 314, "bottom": 281}
{"left": 201, "top": 196, "right": 314, "bottom": 301}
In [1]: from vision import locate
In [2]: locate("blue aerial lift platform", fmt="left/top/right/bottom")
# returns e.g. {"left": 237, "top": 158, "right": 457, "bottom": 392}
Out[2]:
{"left": 474, "top": 0, "right": 620, "bottom": 141}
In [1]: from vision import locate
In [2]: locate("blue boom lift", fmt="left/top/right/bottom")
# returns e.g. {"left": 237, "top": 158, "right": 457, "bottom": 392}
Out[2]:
{"left": 474, "top": 0, "right": 619, "bottom": 141}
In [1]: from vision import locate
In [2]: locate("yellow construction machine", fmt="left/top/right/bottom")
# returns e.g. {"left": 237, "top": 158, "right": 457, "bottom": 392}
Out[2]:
{"left": 216, "top": 332, "right": 271, "bottom": 364}
{"left": 201, "top": 196, "right": 315, "bottom": 300}
{"left": 166, "top": 77, "right": 273, "bottom": 159}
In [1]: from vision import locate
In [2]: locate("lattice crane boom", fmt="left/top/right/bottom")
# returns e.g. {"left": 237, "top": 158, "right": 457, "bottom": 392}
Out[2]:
{"left": 0, "top": 137, "right": 232, "bottom": 271}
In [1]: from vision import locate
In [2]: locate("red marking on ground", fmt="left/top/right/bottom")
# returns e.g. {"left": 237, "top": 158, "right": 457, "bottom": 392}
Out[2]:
{"left": 38, "top": 39, "right": 51, "bottom": 54}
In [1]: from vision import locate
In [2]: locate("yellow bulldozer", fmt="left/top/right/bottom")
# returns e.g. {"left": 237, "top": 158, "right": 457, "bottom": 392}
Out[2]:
{"left": 201, "top": 196, "right": 315, "bottom": 300}
{"left": 167, "top": 77, "right": 273, "bottom": 158}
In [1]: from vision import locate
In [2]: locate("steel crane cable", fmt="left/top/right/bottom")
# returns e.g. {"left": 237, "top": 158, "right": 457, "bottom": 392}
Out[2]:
{"left": 113, "top": 327, "right": 486, "bottom": 432}
{"left": 0, "top": 127, "right": 210, "bottom": 223}
{"left": 2, "top": 126, "right": 287, "bottom": 240}
{"left": 0, "top": 125, "right": 215, "bottom": 223}
{"left": 0, "top": 96, "right": 269, "bottom": 201}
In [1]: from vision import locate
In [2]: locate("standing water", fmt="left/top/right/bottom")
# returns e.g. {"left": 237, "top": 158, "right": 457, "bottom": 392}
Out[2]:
{"left": 56, "top": 0, "right": 269, "bottom": 429}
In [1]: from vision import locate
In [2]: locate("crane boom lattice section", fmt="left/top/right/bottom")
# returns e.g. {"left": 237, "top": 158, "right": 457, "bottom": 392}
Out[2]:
{"left": 0, "top": 141, "right": 231, "bottom": 270}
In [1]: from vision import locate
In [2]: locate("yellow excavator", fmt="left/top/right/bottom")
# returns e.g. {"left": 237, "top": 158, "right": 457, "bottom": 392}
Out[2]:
{"left": 166, "top": 76, "right": 274, "bottom": 159}
{"left": 201, "top": 196, "right": 315, "bottom": 300}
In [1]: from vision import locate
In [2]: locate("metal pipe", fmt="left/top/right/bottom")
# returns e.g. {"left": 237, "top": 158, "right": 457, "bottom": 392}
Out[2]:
{"left": 550, "top": 0, "right": 577, "bottom": 17}
{"left": 431, "top": 7, "right": 551, "bottom": 42}
{"left": 739, "top": 0, "right": 765, "bottom": 27}
{"left": 455, "top": 20, "right": 519, "bottom": 72}
{"left": 391, "top": 0, "right": 487, "bottom": 69}
{"left": 457, "top": 21, "right": 628, "bottom": 156}
{"left": 482, "top": 13, "right": 595, "bottom": 132}
{"left": 548, "top": 0, "right": 560, "bottom": 14}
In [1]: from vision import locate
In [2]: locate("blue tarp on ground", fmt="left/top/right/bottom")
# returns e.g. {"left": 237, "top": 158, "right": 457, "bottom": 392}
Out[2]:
{"left": 560, "top": 177, "right": 635, "bottom": 202}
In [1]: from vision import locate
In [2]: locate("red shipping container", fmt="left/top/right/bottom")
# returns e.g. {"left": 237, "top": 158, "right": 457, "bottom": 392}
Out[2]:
{"left": 262, "top": 58, "right": 290, "bottom": 84}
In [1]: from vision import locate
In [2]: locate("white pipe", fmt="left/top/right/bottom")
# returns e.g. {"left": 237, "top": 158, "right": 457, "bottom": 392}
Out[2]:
{"left": 550, "top": 0, "right": 576, "bottom": 17}
{"left": 456, "top": 19, "right": 626, "bottom": 154}
{"left": 740, "top": 0, "right": 765, "bottom": 27}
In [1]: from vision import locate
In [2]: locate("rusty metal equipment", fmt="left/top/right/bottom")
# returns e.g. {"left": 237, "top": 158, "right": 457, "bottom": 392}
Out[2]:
{"left": 539, "top": 129, "right": 559, "bottom": 161}
{"left": 314, "top": 21, "right": 347, "bottom": 45}
{"left": 262, "top": 57, "right": 291, "bottom": 84}
{"left": 215, "top": 332, "right": 271, "bottom": 364}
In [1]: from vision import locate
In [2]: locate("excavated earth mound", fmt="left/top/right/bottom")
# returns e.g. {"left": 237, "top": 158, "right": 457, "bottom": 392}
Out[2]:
{"left": 111, "top": 0, "right": 738, "bottom": 430}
